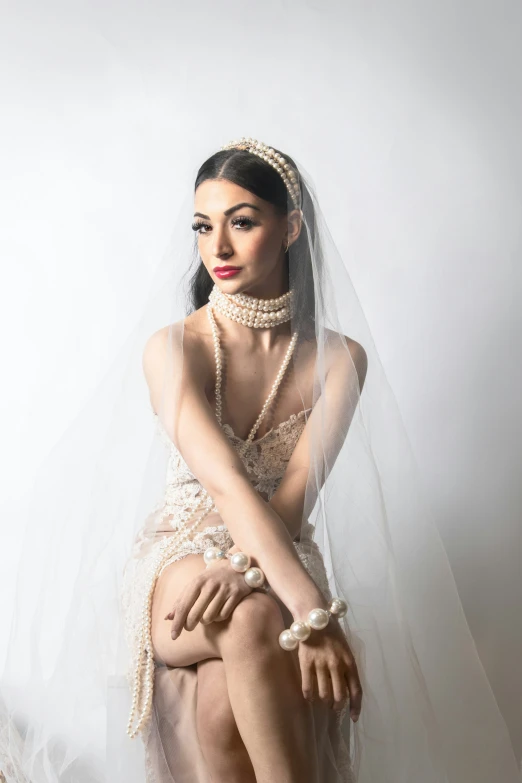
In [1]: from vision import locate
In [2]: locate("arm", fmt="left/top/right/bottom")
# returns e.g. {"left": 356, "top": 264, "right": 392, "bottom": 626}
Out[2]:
{"left": 143, "top": 322, "right": 328, "bottom": 615}
{"left": 269, "top": 335, "right": 368, "bottom": 543}
{"left": 227, "top": 336, "right": 367, "bottom": 560}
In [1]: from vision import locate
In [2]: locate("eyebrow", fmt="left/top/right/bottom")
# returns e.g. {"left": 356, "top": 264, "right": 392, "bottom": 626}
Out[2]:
{"left": 193, "top": 202, "right": 261, "bottom": 220}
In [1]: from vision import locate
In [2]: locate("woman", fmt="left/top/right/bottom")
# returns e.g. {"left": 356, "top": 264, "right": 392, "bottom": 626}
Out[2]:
{"left": 1, "top": 138, "right": 519, "bottom": 783}
{"left": 120, "top": 140, "right": 366, "bottom": 782}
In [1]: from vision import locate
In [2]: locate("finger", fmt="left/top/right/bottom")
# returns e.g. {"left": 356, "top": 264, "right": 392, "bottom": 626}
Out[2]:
{"left": 300, "top": 658, "right": 315, "bottom": 703}
{"left": 214, "top": 590, "right": 248, "bottom": 621}
{"left": 200, "top": 590, "right": 228, "bottom": 625}
{"left": 185, "top": 588, "right": 218, "bottom": 631}
{"left": 315, "top": 664, "right": 333, "bottom": 707}
{"left": 165, "top": 573, "right": 210, "bottom": 620}
{"left": 170, "top": 581, "right": 204, "bottom": 639}
{"left": 211, "top": 593, "right": 236, "bottom": 622}
{"left": 330, "top": 665, "right": 349, "bottom": 711}
{"left": 164, "top": 602, "right": 178, "bottom": 620}
{"left": 346, "top": 667, "right": 363, "bottom": 722}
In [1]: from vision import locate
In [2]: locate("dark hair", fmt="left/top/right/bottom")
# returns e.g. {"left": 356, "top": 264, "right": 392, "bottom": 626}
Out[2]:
{"left": 185, "top": 146, "right": 321, "bottom": 341}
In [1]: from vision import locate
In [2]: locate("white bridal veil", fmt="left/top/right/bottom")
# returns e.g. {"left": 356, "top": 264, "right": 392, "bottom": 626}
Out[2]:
{"left": 0, "top": 140, "right": 520, "bottom": 783}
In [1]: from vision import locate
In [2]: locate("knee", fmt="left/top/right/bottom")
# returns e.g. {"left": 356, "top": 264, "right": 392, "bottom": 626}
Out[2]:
{"left": 225, "top": 591, "right": 286, "bottom": 649}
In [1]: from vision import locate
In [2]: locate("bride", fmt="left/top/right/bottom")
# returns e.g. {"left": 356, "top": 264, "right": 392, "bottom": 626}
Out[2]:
{"left": 1, "top": 137, "right": 520, "bottom": 783}
{"left": 120, "top": 139, "right": 366, "bottom": 782}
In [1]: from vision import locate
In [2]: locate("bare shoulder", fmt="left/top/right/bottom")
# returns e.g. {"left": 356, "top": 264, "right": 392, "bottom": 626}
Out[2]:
{"left": 346, "top": 335, "right": 368, "bottom": 392}
{"left": 324, "top": 327, "right": 368, "bottom": 393}
{"left": 142, "top": 307, "right": 213, "bottom": 387}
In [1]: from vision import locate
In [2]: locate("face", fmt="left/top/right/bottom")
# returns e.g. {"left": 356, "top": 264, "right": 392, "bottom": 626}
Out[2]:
{"left": 192, "top": 178, "right": 301, "bottom": 298}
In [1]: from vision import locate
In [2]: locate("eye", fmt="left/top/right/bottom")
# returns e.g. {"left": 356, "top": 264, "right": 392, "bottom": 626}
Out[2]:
{"left": 191, "top": 215, "right": 257, "bottom": 234}
{"left": 191, "top": 221, "right": 211, "bottom": 234}
{"left": 231, "top": 215, "right": 256, "bottom": 230}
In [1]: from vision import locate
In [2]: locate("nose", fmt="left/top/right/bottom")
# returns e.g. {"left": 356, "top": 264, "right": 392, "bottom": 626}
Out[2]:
{"left": 211, "top": 224, "right": 233, "bottom": 259}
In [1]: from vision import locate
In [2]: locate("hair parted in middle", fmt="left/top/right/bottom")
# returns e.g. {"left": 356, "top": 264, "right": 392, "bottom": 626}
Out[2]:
{"left": 186, "top": 144, "right": 324, "bottom": 342}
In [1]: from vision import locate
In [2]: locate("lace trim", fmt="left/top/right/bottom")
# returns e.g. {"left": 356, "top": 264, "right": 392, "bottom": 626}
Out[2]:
{"left": 151, "top": 407, "right": 311, "bottom": 446}
{"left": 149, "top": 407, "right": 310, "bottom": 531}
{"left": 221, "top": 407, "right": 312, "bottom": 444}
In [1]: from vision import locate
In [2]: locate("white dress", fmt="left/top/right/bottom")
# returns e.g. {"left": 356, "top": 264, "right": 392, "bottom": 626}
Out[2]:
{"left": 120, "top": 408, "right": 354, "bottom": 782}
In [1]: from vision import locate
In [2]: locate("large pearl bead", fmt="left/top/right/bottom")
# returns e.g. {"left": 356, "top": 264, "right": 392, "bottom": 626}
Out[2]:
{"left": 230, "top": 552, "right": 251, "bottom": 573}
{"left": 204, "top": 546, "right": 226, "bottom": 566}
{"left": 290, "top": 620, "right": 311, "bottom": 641}
{"left": 244, "top": 566, "right": 265, "bottom": 588}
{"left": 279, "top": 629, "right": 299, "bottom": 650}
{"left": 328, "top": 598, "right": 348, "bottom": 618}
{"left": 308, "top": 608, "right": 330, "bottom": 630}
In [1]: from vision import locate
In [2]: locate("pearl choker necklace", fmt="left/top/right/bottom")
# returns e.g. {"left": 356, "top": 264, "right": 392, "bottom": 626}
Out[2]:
{"left": 208, "top": 284, "right": 294, "bottom": 328}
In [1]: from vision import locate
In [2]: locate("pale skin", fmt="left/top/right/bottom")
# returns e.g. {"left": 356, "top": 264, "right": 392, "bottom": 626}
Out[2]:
{"left": 145, "top": 178, "right": 368, "bottom": 783}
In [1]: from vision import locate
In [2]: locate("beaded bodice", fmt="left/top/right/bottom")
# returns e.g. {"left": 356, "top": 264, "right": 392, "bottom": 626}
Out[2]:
{"left": 149, "top": 408, "right": 310, "bottom": 539}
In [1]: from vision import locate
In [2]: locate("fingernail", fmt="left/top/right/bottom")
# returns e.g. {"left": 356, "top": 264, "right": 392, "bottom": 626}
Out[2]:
{"left": 171, "top": 631, "right": 178, "bottom": 640}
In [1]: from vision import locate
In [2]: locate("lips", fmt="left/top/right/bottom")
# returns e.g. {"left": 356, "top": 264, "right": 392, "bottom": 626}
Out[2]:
{"left": 214, "top": 266, "right": 242, "bottom": 278}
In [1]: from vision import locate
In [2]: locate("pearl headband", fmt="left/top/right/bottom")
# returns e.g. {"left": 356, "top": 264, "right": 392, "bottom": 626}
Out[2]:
{"left": 220, "top": 137, "right": 302, "bottom": 210}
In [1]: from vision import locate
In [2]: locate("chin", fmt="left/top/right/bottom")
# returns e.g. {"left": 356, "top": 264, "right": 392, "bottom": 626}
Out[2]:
{"left": 211, "top": 268, "right": 268, "bottom": 297}
{"left": 213, "top": 277, "right": 251, "bottom": 294}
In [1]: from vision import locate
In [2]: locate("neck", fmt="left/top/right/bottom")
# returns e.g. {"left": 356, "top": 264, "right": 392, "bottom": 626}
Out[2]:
{"left": 208, "top": 285, "right": 295, "bottom": 351}
{"left": 209, "top": 285, "right": 294, "bottom": 327}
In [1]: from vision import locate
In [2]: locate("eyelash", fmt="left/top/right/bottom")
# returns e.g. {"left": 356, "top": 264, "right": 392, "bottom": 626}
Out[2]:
{"left": 191, "top": 216, "right": 256, "bottom": 234}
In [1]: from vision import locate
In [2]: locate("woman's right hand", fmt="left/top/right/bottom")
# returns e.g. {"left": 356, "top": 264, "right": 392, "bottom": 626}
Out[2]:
{"left": 164, "top": 555, "right": 254, "bottom": 636}
{"left": 297, "top": 615, "right": 362, "bottom": 721}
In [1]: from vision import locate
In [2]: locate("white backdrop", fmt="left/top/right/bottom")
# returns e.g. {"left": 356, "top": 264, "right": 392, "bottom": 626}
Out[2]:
{"left": 1, "top": 0, "right": 521, "bottom": 766}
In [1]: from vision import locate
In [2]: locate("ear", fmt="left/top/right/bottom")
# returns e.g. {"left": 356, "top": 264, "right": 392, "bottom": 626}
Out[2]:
{"left": 287, "top": 207, "right": 302, "bottom": 247}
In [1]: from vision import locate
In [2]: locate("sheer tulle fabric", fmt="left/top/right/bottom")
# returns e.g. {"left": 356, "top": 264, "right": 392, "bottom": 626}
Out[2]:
{"left": 120, "top": 403, "right": 353, "bottom": 781}
{"left": 132, "top": 666, "right": 350, "bottom": 782}
{"left": 0, "top": 157, "right": 519, "bottom": 783}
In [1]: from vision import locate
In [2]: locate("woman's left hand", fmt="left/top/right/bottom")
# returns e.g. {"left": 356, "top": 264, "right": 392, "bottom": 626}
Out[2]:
{"left": 165, "top": 556, "right": 254, "bottom": 639}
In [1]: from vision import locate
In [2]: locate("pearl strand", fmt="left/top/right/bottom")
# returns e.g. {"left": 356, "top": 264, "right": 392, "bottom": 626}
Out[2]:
{"left": 232, "top": 289, "right": 293, "bottom": 311}
{"left": 278, "top": 598, "right": 349, "bottom": 650}
{"left": 208, "top": 285, "right": 294, "bottom": 329}
{"left": 204, "top": 546, "right": 268, "bottom": 590}
{"left": 128, "top": 298, "right": 299, "bottom": 739}
{"left": 206, "top": 304, "right": 223, "bottom": 425}
{"left": 126, "top": 493, "right": 215, "bottom": 739}
{"left": 206, "top": 303, "right": 299, "bottom": 449}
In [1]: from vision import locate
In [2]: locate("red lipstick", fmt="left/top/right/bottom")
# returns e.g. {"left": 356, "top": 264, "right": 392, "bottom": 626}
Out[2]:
{"left": 214, "top": 265, "right": 242, "bottom": 279}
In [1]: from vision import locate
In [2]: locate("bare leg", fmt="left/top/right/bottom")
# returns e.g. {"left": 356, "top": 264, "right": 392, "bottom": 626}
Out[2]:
{"left": 217, "top": 592, "right": 319, "bottom": 783}
{"left": 196, "top": 658, "right": 256, "bottom": 783}
{"left": 151, "top": 554, "right": 319, "bottom": 783}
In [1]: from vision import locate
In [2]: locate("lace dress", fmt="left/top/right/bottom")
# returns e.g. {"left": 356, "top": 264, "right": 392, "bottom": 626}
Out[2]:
{"left": 120, "top": 408, "right": 353, "bottom": 782}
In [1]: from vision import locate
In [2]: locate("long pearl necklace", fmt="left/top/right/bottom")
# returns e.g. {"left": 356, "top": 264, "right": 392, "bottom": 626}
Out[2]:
{"left": 126, "top": 493, "right": 215, "bottom": 739}
{"left": 206, "top": 303, "right": 299, "bottom": 450}
{"left": 208, "top": 284, "right": 294, "bottom": 328}
{"left": 127, "top": 295, "right": 298, "bottom": 740}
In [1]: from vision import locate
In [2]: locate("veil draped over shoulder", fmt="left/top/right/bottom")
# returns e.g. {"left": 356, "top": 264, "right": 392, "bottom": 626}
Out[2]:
{"left": 0, "top": 140, "right": 519, "bottom": 783}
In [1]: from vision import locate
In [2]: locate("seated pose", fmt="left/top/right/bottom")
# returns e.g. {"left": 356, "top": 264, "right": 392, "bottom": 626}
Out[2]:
{"left": 4, "top": 138, "right": 517, "bottom": 783}
{"left": 121, "top": 139, "right": 367, "bottom": 783}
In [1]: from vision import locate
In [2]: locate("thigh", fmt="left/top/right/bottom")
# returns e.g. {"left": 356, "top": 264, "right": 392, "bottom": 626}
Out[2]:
{"left": 151, "top": 553, "right": 227, "bottom": 667}
{"left": 151, "top": 553, "right": 295, "bottom": 669}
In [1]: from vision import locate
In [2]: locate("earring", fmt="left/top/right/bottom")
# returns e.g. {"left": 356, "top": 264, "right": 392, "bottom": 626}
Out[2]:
{"left": 284, "top": 238, "right": 290, "bottom": 253}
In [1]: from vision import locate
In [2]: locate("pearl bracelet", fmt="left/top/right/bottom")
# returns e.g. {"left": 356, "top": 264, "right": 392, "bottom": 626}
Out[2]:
{"left": 278, "top": 597, "right": 348, "bottom": 650}
{"left": 204, "top": 546, "right": 269, "bottom": 591}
